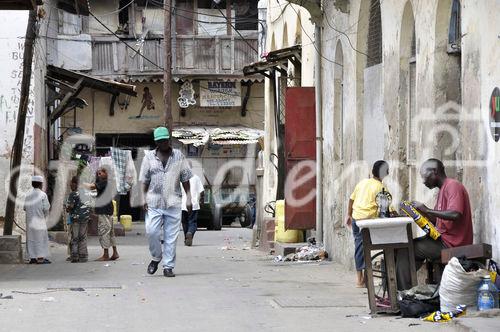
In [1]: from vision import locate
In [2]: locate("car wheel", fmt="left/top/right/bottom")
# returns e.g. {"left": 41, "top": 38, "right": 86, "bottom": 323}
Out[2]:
{"left": 212, "top": 206, "right": 223, "bottom": 231}
{"left": 239, "top": 205, "right": 252, "bottom": 228}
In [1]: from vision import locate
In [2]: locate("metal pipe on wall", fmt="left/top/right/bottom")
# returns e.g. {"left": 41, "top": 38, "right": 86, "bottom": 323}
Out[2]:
{"left": 315, "top": 24, "right": 323, "bottom": 245}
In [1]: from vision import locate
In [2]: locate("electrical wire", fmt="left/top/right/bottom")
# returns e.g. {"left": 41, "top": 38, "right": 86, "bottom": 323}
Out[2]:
{"left": 92, "top": 0, "right": 136, "bottom": 17}
{"left": 269, "top": 0, "right": 383, "bottom": 62}
{"left": 89, "top": 11, "right": 164, "bottom": 70}
{"left": 213, "top": 2, "right": 259, "bottom": 54}
{"left": 148, "top": 0, "right": 266, "bottom": 22}
{"left": 288, "top": 4, "right": 343, "bottom": 66}
{"left": 42, "top": 24, "right": 260, "bottom": 99}
{"left": 324, "top": 11, "right": 371, "bottom": 60}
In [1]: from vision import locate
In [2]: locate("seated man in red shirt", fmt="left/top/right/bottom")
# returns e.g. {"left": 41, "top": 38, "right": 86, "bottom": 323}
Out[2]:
{"left": 396, "top": 158, "right": 473, "bottom": 290}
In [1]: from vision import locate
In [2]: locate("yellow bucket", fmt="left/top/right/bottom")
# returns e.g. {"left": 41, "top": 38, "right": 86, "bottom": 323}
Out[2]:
{"left": 274, "top": 200, "right": 303, "bottom": 243}
{"left": 120, "top": 215, "right": 132, "bottom": 231}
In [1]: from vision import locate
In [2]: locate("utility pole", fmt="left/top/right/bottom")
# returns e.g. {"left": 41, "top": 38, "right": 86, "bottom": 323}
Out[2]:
{"left": 3, "top": 9, "right": 37, "bottom": 236}
{"left": 163, "top": 0, "right": 173, "bottom": 131}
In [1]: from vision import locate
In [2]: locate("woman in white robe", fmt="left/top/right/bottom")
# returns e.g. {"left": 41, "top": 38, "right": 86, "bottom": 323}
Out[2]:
{"left": 24, "top": 175, "right": 51, "bottom": 264}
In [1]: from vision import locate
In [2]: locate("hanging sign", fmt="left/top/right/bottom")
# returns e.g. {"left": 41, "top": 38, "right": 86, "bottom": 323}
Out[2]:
{"left": 200, "top": 81, "right": 241, "bottom": 107}
{"left": 490, "top": 87, "right": 500, "bottom": 142}
{"left": 178, "top": 81, "right": 196, "bottom": 108}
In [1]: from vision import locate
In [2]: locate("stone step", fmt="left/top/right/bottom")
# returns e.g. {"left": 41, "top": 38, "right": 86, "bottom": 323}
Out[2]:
{"left": 0, "top": 235, "right": 22, "bottom": 264}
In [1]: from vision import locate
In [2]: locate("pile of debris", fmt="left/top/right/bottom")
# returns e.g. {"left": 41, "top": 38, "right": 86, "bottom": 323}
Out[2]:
{"left": 275, "top": 244, "right": 328, "bottom": 262}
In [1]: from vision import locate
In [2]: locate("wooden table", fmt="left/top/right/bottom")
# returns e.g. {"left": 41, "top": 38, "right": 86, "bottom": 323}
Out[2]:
{"left": 361, "top": 223, "right": 418, "bottom": 314}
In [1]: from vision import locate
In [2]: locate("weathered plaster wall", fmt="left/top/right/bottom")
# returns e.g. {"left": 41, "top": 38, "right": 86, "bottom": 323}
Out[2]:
{"left": 88, "top": 0, "right": 119, "bottom": 35}
{"left": 262, "top": 1, "right": 316, "bottom": 217}
{"left": 0, "top": 10, "right": 46, "bottom": 228}
{"left": 61, "top": 82, "right": 264, "bottom": 135}
{"left": 461, "top": 0, "right": 500, "bottom": 260}
{"left": 321, "top": 0, "right": 500, "bottom": 269}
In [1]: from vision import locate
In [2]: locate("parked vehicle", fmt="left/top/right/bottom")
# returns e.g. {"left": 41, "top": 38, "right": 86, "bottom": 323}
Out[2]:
{"left": 197, "top": 186, "right": 255, "bottom": 230}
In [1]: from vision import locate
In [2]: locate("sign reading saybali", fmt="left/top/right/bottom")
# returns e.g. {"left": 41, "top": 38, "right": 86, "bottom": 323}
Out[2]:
{"left": 200, "top": 81, "right": 241, "bottom": 107}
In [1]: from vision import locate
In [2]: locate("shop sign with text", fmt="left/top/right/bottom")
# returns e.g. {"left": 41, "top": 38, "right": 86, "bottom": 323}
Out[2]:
{"left": 200, "top": 81, "right": 241, "bottom": 107}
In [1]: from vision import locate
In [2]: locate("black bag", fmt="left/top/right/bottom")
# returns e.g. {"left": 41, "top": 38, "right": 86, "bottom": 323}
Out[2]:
{"left": 398, "top": 297, "right": 440, "bottom": 318}
{"left": 398, "top": 284, "right": 440, "bottom": 318}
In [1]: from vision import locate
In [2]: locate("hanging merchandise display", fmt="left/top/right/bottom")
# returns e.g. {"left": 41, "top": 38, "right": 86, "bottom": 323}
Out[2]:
{"left": 178, "top": 81, "right": 196, "bottom": 108}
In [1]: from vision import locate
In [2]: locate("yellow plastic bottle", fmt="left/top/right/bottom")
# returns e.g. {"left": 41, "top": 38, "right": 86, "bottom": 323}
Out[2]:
{"left": 274, "top": 200, "right": 303, "bottom": 243}
{"left": 112, "top": 200, "right": 118, "bottom": 224}
{"left": 120, "top": 215, "right": 133, "bottom": 231}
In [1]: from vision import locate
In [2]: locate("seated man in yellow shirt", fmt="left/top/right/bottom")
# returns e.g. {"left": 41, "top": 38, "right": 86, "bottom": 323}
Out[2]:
{"left": 346, "top": 160, "right": 393, "bottom": 287}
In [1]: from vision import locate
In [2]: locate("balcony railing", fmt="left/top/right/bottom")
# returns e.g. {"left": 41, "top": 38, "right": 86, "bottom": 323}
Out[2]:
{"left": 90, "top": 38, "right": 163, "bottom": 77}
{"left": 89, "top": 34, "right": 259, "bottom": 78}
{"left": 174, "top": 34, "right": 259, "bottom": 76}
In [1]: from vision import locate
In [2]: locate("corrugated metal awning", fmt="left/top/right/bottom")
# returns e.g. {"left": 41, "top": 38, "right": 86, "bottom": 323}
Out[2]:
{"left": 46, "top": 65, "right": 137, "bottom": 124}
{"left": 243, "top": 45, "right": 302, "bottom": 78}
{"left": 172, "top": 126, "right": 264, "bottom": 147}
{"left": 172, "top": 126, "right": 210, "bottom": 147}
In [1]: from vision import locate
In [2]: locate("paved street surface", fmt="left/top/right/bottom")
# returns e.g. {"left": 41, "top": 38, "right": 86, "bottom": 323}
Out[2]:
{"left": 0, "top": 224, "right": 472, "bottom": 331}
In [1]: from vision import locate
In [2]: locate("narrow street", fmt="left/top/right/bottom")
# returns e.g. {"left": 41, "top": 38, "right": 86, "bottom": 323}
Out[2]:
{"left": 0, "top": 225, "right": 452, "bottom": 332}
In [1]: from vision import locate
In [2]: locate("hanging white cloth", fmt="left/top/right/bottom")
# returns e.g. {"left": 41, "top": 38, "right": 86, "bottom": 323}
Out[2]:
{"left": 24, "top": 188, "right": 51, "bottom": 259}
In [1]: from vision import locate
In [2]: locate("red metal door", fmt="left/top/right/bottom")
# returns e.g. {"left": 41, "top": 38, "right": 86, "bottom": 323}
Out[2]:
{"left": 284, "top": 87, "right": 316, "bottom": 230}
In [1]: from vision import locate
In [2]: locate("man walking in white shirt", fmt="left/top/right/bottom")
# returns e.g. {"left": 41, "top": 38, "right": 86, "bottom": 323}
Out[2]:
{"left": 181, "top": 165, "right": 204, "bottom": 246}
{"left": 139, "top": 127, "right": 192, "bottom": 277}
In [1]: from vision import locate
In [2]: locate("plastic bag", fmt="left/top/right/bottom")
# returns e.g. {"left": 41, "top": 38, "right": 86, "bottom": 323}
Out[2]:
{"left": 422, "top": 304, "right": 466, "bottom": 323}
{"left": 398, "top": 284, "right": 440, "bottom": 318}
{"left": 439, "top": 257, "right": 489, "bottom": 312}
{"left": 399, "top": 298, "right": 440, "bottom": 318}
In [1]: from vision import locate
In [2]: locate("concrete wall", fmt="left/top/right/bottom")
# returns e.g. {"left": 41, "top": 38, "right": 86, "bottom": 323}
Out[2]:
{"left": 320, "top": 0, "right": 500, "bottom": 268}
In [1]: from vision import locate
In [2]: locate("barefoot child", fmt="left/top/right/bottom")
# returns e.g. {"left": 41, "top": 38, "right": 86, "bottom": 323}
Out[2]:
{"left": 345, "top": 160, "right": 394, "bottom": 287}
{"left": 84, "top": 168, "right": 119, "bottom": 261}
{"left": 66, "top": 176, "right": 91, "bottom": 263}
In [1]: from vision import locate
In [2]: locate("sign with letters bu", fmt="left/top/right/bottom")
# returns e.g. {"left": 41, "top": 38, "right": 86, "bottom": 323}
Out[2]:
{"left": 200, "top": 81, "right": 241, "bottom": 107}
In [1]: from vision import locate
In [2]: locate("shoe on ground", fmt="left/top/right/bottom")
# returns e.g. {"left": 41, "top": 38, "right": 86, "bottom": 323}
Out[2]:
{"left": 79, "top": 257, "right": 88, "bottom": 263}
{"left": 71, "top": 257, "right": 79, "bottom": 263}
{"left": 163, "top": 268, "right": 175, "bottom": 277}
{"left": 185, "top": 232, "right": 193, "bottom": 246}
{"left": 147, "top": 260, "right": 159, "bottom": 275}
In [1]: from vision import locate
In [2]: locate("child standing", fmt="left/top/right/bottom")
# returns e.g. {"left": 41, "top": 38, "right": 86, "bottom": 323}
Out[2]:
{"left": 85, "top": 168, "right": 119, "bottom": 261}
{"left": 66, "top": 176, "right": 90, "bottom": 263}
{"left": 346, "top": 160, "right": 394, "bottom": 287}
{"left": 24, "top": 175, "right": 51, "bottom": 264}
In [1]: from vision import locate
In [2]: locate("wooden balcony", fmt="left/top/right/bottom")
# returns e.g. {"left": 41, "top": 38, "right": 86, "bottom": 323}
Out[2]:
{"left": 89, "top": 34, "right": 259, "bottom": 78}
{"left": 90, "top": 37, "right": 164, "bottom": 77}
{"left": 173, "top": 34, "right": 259, "bottom": 76}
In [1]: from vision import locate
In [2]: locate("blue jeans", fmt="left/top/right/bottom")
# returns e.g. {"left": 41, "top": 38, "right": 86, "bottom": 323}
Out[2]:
{"left": 145, "top": 207, "right": 181, "bottom": 269}
{"left": 182, "top": 210, "right": 198, "bottom": 236}
{"left": 352, "top": 220, "right": 365, "bottom": 271}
